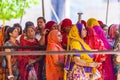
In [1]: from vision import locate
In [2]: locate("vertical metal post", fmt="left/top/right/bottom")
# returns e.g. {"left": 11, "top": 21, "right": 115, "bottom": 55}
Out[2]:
{"left": 42, "top": 0, "right": 45, "bottom": 17}
{"left": 77, "top": 13, "right": 83, "bottom": 23}
{"left": 106, "top": 0, "right": 109, "bottom": 24}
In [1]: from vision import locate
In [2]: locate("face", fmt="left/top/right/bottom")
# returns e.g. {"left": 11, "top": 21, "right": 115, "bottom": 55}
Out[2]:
{"left": 15, "top": 27, "right": 21, "bottom": 33}
{"left": 37, "top": 19, "right": 45, "bottom": 28}
{"left": 115, "top": 28, "right": 119, "bottom": 36}
{"left": 103, "top": 26, "right": 108, "bottom": 35}
{"left": 64, "top": 26, "right": 71, "bottom": 34}
{"left": 81, "top": 25, "right": 87, "bottom": 38}
{"left": 58, "top": 31, "right": 62, "bottom": 42}
{"left": 10, "top": 28, "right": 19, "bottom": 38}
{"left": 26, "top": 27, "right": 35, "bottom": 39}
{"left": 52, "top": 23, "right": 58, "bottom": 30}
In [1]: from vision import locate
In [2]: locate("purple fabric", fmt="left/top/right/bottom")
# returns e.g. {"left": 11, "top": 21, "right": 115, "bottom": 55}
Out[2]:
{"left": 93, "top": 26, "right": 112, "bottom": 50}
{"left": 76, "top": 23, "right": 82, "bottom": 37}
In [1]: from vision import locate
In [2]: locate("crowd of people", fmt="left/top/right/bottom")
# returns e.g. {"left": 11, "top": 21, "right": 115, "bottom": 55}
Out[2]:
{"left": 0, "top": 17, "right": 120, "bottom": 80}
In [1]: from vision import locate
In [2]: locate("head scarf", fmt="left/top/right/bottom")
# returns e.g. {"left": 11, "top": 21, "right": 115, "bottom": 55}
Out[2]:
{"left": 93, "top": 26, "right": 111, "bottom": 50}
{"left": 61, "top": 18, "right": 72, "bottom": 31}
{"left": 64, "top": 24, "right": 95, "bottom": 80}
{"left": 108, "top": 24, "right": 119, "bottom": 39}
{"left": 81, "top": 20, "right": 87, "bottom": 28}
{"left": 61, "top": 18, "right": 72, "bottom": 47}
{"left": 45, "top": 21, "right": 56, "bottom": 45}
{"left": 86, "top": 18, "right": 100, "bottom": 27}
{"left": 45, "top": 21, "right": 56, "bottom": 31}
{"left": 84, "top": 27, "right": 105, "bottom": 50}
{"left": 68, "top": 23, "right": 91, "bottom": 50}
{"left": 47, "top": 30, "right": 63, "bottom": 51}
{"left": 98, "top": 20, "right": 103, "bottom": 26}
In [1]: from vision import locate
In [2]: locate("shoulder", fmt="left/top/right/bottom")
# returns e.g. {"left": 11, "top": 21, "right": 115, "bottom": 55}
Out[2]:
{"left": 4, "top": 41, "right": 12, "bottom": 46}
{"left": 70, "top": 40, "right": 82, "bottom": 50}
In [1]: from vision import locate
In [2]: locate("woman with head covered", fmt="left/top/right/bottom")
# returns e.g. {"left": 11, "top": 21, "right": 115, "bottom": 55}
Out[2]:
{"left": 46, "top": 30, "right": 64, "bottom": 80}
{"left": 64, "top": 23, "right": 100, "bottom": 80}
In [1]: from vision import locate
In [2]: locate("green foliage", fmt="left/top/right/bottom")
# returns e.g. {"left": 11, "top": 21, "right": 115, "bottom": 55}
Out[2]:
{"left": 0, "top": 0, "right": 39, "bottom": 21}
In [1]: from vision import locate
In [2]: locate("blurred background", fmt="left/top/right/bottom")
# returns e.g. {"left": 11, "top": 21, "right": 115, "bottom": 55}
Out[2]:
{"left": 0, "top": 0, "right": 120, "bottom": 28}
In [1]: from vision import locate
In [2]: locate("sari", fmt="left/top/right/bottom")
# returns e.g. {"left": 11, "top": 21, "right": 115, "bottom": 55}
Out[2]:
{"left": 46, "top": 30, "right": 64, "bottom": 80}
{"left": 108, "top": 24, "right": 119, "bottom": 48}
{"left": 18, "top": 38, "right": 41, "bottom": 80}
{"left": 86, "top": 18, "right": 100, "bottom": 27}
{"left": 45, "top": 21, "right": 56, "bottom": 45}
{"left": 64, "top": 24, "right": 96, "bottom": 80}
{"left": 0, "top": 27, "right": 5, "bottom": 80}
{"left": 93, "top": 26, "right": 114, "bottom": 80}
{"left": 61, "top": 18, "right": 72, "bottom": 47}
{"left": 84, "top": 27, "right": 106, "bottom": 80}
{"left": 4, "top": 40, "right": 19, "bottom": 80}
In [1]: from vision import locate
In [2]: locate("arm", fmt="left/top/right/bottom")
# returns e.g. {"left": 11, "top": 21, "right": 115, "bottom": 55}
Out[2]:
{"left": 74, "top": 56, "right": 98, "bottom": 67}
{"left": 39, "top": 29, "right": 49, "bottom": 46}
{"left": 5, "top": 48, "right": 14, "bottom": 79}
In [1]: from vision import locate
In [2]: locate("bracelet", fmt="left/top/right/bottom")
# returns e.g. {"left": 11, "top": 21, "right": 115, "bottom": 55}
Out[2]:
{"left": 8, "top": 75, "right": 14, "bottom": 79}
{"left": 86, "top": 63, "right": 90, "bottom": 66}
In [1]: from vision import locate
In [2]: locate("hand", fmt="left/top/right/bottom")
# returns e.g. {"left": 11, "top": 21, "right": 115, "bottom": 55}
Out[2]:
{"left": 41, "top": 29, "right": 49, "bottom": 36}
{"left": 28, "top": 59, "right": 36, "bottom": 65}
{"left": 90, "top": 62, "right": 99, "bottom": 67}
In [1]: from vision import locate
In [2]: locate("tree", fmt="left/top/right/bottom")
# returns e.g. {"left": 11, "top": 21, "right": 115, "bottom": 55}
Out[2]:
{"left": 0, "top": 0, "right": 39, "bottom": 25}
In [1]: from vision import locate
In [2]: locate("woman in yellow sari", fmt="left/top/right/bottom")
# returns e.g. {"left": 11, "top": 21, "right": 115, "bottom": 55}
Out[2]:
{"left": 64, "top": 23, "right": 100, "bottom": 80}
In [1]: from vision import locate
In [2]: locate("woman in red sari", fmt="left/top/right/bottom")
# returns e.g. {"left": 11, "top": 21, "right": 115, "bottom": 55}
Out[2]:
{"left": 46, "top": 30, "right": 64, "bottom": 80}
{"left": 18, "top": 21, "right": 42, "bottom": 80}
{"left": 84, "top": 27, "right": 106, "bottom": 80}
{"left": 60, "top": 18, "right": 72, "bottom": 47}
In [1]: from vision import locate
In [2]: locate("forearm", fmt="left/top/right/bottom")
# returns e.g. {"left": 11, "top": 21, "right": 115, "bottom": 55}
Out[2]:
{"left": 6, "top": 55, "right": 13, "bottom": 75}
{"left": 39, "top": 35, "right": 45, "bottom": 46}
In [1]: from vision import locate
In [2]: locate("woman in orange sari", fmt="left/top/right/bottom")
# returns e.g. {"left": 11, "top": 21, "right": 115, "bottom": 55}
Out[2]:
{"left": 46, "top": 30, "right": 64, "bottom": 80}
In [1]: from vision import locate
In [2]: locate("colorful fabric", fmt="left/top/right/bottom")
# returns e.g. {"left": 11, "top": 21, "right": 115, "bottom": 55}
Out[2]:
{"left": 61, "top": 18, "right": 72, "bottom": 31}
{"left": 45, "top": 21, "right": 56, "bottom": 45}
{"left": 61, "top": 18, "right": 72, "bottom": 47}
{"left": 93, "top": 26, "right": 111, "bottom": 50}
{"left": 4, "top": 41, "right": 19, "bottom": 80}
{"left": 18, "top": 38, "right": 41, "bottom": 80}
{"left": 84, "top": 27, "right": 107, "bottom": 79}
{"left": 0, "top": 27, "right": 4, "bottom": 46}
{"left": 64, "top": 24, "right": 95, "bottom": 80}
{"left": 93, "top": 26, "right": 114, "bottom": 80}
{"left": 46, "top": 30, "right": 64, "bottom": 80}
{"left": 86, "top": 18, "right": 100, "bottom": 27}
{"left": 108, "top": 24, "right": 119, "bottom": 39}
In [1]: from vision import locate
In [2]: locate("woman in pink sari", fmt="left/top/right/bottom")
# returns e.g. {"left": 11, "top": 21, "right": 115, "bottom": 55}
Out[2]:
{"left": 18, "top": 21, "right": 42, "bottom": 80}
{"left": 84, "top": 27, "right": 106, "bottom": 80}
{"left": 87, "top": 18, "right": 114, "bottom": 80}
{"left": 46, "top": 30, "right": 64, "bottom": 80}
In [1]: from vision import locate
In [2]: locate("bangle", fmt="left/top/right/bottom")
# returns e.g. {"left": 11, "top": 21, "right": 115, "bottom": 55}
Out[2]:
{"left": 86, "top": 63, "right": 90, "bottom": 66}
{"left": 8, "top": 75, "right": 14, "bottom": 79}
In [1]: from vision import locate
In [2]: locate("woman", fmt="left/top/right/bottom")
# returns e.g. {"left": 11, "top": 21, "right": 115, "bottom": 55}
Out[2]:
{"left": 60, "top": 18, "right": 72, "bottom": 47}
{"left": 84, "top": 27, "right": 106, "bottom": 80}
{"left": 4, "top": 27, "right": 19, "bottom": 80}
{"left": 108, "top": 24, "right": 119, "bottom": 48}
{"left": 18, "top": 21, "right": 42, "bottom": 80}
{"left": 93, "top": 26, "right": 114, "bottom": 80}
{"left": 46, "top": 30, "right": 64, "bottom": 80}
{"left": 64, "top": 23, "right": 100, "bottom": 80}
{"left": 87, "top": 18, "right": 114, "bottom": 80}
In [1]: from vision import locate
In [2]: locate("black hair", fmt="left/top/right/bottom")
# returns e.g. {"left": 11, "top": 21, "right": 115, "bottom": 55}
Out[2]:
{"left": 5, "top": 27, "right": 16, "bottom": 42}
{"left": 24, "top": 21, "right": 34, "bottom": 32}
{"left": 13, "top": 23, "right": 22, "bottom": 35}
{"left": 4, "top": 25, "right": 10, "bottom": 32}
{"left": 101, "top": 24, "right": 108, "bottom": 29}
{"left": 37, "top": 17, "right": 46, "bottom": 23}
